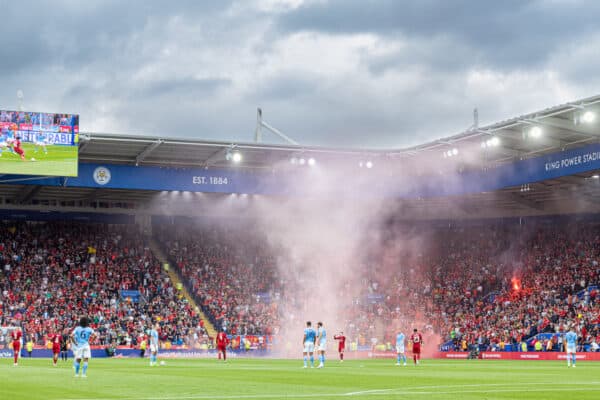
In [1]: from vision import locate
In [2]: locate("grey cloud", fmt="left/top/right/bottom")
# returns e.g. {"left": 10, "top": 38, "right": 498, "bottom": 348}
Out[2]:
{"left": 277, "top": 0, "right": 600, "bottom": 68}
{"left": 135, "top": 77, "right": 232, "bottom": 98}
{"left": 0, "top": 1, "right": 599, "bottom": 148}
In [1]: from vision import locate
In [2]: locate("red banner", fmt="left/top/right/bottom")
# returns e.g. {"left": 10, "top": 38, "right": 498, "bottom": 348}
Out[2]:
{"left": 436, "top": 351, "right": 600, "bottom": 361}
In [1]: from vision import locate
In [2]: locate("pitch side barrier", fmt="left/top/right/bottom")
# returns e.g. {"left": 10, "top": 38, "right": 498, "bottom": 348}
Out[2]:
{"left": 5, "top": 143, "right": 600, "bottom": 198}
{"left": 1, "top": 348, "right": 271, "bottom": 359}
{"left": 435, "top": 351, "right": 600, "bottom": 361}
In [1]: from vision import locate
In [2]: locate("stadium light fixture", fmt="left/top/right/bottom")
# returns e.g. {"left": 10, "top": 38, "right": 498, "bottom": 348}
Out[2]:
{"left": 592, "top": 174, "right": 600, "bottom": 179}
{"left": 529, "top": 126, "right": 542, "bottom": 138}
{"left": 290, "top": 157, "right": 298, "bottom": 164}
{"left": 582, "top": 111, "right": 596, "bottom": 123}
{"left": 482, "top": 136, "right": 500, "bottom": 148}
{"left": 365, "top": 161, "right": 373, "bottom": 169}
{"left": 452, "top": 148, "right": 459, "bottom": 156}
{"left": 299, "top": 158, "right": 306, "bottom": 165}
{"left": 307, "top": 157, "right": 316, "bottom": 166}
{"left": 231, "top": 151, "right": 242, "bottom": 163}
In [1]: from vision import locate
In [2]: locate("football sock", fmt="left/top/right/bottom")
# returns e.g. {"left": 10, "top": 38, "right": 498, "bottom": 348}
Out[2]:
{"left": 303, "top": 356, "right": 307, "bottom": 367}
{"left": 310, "top": 355, "right": 314, "bottom": 366}
{"left": 74, "top": 361, "right": 80, "bottom": 374}
{"left": 82, "top": 362, "right": 88, "bottom": 375}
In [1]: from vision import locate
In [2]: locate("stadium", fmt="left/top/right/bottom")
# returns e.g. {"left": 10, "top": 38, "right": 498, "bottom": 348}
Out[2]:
{"left": 3, "top": 2, "right": 600, "bottom": 399}
{"left": 1, "top": 94, "right": 600, "bottom": 399}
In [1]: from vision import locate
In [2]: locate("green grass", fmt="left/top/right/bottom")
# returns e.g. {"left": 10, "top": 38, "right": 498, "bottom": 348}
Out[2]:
{"left": 0, "top": 143, "right": 78, "bottom": 176}
{"left": 1, "top": 358, "right": 599, "bottom": 400}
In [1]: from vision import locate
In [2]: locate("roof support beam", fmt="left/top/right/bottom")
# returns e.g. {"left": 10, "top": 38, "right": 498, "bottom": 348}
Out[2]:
{"left": 135, "top": 139, "right": 163, "bottom": 166}
{"left": 503, "top": 192, "right": 545, "bottom": 211}
{"left": 202, "top": 145, "right": 235, "bottom": 169}
{"left": 78, "top": 139, "right": 91, "bottom": 154}
{"left": 529, "top": 116, "right": 599, "bottom": 138}
{"left": 16, "top": 185, "right": 41, "bottom": 204}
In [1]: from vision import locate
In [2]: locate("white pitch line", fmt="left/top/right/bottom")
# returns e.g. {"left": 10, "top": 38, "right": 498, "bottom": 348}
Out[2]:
{"left": 63, "top": 381, "right": 600, "bottom": 400}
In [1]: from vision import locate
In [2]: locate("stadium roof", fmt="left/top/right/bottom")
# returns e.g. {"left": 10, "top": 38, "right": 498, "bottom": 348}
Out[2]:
{"left": 76, "top": 93, "right": 600, "bottom": 169}
{"left": 1, "top": 95, "right": 600, "bottom": 219}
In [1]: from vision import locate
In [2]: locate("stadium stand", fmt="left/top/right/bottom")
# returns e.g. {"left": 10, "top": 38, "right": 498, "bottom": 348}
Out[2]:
{"left": 156, "top": 221, "right": 281, "bottom": 337}
{"left": 2, "top": 217, "right": 598, "bottom": 353}
{"left": 0, "top": 221, "right": 204, "bottom": 349}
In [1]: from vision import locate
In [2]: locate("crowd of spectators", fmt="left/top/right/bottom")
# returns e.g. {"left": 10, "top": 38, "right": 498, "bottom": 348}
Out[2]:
{"left": 1, "top": 217, "right": 599, "bottom": 354}
{"left": 345, "top": 221, "right": 600, "bottom": 352}
{"left": 158, "top": 221, "right": 282, "bottom": 336}
{"left": 0, "top": 221, "right": 203, "bottom": 349}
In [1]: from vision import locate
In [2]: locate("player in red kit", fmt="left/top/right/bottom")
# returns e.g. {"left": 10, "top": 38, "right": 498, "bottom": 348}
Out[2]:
{"left": 409, "top": 328, "right": 423, "bottom": 365}
{"left": 13, "top": 136, "right": 26, "bottom": 161}
{"left": 11, "top": 327, "right": 23, "bottom": 366}
{"left": 333, "top": 332, "right": 346, "bottom": 362}
{"left": 49, "top": 332, "right": 62, "bottom": 366}
{"left": 216, "top": 328, "right": 229, "bottom": 362}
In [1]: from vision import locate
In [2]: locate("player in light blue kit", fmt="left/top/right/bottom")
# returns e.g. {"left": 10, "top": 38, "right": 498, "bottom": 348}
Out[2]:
{"left": 316, "top": 321, "right": 326, "bottom": 368}
{"left": 71, "top": 317, "right": 95, "bottom": 378}
{"left": 303, "top": 321, "right": 316, "bottom": 368}
{"left": 149, "top": 323, "right": 160, "bottom": 366}
{"left": 565, "top": 326, "right": 578, "bottom": 368}
{"left": 34, "top": 132, "right": 48, "bottom": 154}
{"left": 396, "top": 331, "right": 407, "bottom": 366}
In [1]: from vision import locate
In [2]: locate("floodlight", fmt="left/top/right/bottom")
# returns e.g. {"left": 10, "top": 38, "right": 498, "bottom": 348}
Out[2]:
{"left": 452, "top": 148, "right": 458, "bottom": 156}
{"left": 307, "top": 158, "right": 316, "bottom": 166}
{"left": 299, "top": 158, "right": 306, "bottom": 165}
{"left": 290, "top": 157, "right": 298, "bottom": 164}
{"left": 529, "top": 126, "right": 542, "bottom": 138}
{"left": 490, "top": 137, "right": 500, "bottom": 147}
{"left": 582, "top": 111, "right": 596, "bottom": 123}
{"left": 365, "top": 161, "right": 373, "bottom": 169}
{"left": 232, "top": 152, "right": 242, "bottom": 163}
{"left": 592, "top": 174, "right": 600, "bottom": 179}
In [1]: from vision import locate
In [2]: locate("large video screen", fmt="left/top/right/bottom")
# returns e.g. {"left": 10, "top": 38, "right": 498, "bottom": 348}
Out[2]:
{"left": 0, "top": 110, "right": 79, "bottom": 176}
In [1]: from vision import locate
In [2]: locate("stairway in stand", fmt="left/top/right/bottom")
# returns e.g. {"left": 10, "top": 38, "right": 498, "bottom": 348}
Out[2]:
{"left": 147, "top": 236, "right": 217, "bottom": 339}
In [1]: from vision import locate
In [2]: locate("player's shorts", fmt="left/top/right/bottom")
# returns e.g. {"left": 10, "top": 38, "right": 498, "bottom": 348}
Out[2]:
{"left": 12, "top": 342, "right": 21, "bottom": 351}
{"left": 396, "top": 345, "right": 405, "bottom": 354}
{"left": 303, "top": 341, "right": 315, "bottom": 353}
{"left": 412, "top": 345, "right": 421, "bottom": 354}
{"left": 74, "top": 344, "right": 91, "bottom": 359}
{"left": 150, "top": 343, "right": 158, "bottom": 353}
{"left": 338, "top": 345, "right": 345, "bottom": 352}
{"left": 217, "top": 344, "right": 226, "bottom": 352}
{"left": 317, "top": 341, "right": 327, "bottom": 352}
{"left": 35, "top": 141, "right": 47, "bottom": 146}
{"left": 566, "top": 344, "right": 576, "bottom": 354}
{"left": 52, "top": 345, "right": 60, "bottom": 354}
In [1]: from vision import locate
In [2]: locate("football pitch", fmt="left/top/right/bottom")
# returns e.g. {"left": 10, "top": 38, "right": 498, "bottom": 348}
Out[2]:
{"left": 0, "top": 143, "right": 78, "bottom": 176}
{"left": 2, "top": 358, "right": 600, "bottom": 400}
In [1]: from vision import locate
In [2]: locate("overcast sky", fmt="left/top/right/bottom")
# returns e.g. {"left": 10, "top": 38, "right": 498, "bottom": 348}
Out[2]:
{"left": 1, "top": 0, "right": 599, "bottom": 148}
